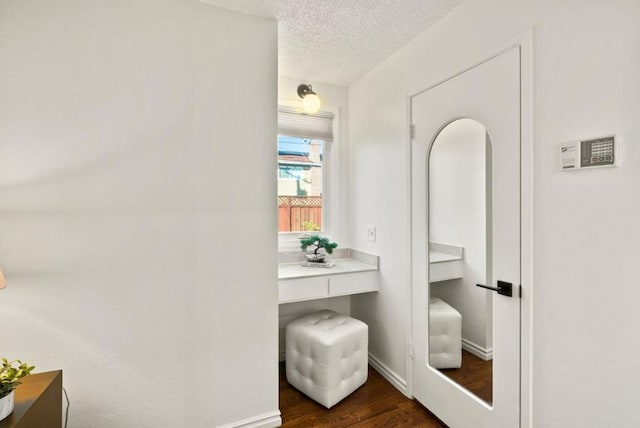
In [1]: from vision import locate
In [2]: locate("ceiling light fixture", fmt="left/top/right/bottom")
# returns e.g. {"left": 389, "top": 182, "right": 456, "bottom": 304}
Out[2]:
{"left": 297, "top": 84, "right": 322, "bottom": 114}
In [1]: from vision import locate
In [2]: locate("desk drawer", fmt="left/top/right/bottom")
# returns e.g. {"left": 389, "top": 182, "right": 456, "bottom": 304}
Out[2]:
{"left": 329, "top": 271, "right": 378, "bottom": 296}
{"left": 279, "top": 276, "right": 328, "bottom": 303}
{"left": 430, "top": 259, "right": 463, "bottom": 282}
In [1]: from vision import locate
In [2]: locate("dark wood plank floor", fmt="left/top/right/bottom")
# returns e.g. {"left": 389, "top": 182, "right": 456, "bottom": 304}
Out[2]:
{"left": 437, "top": 350, "right": 493, "bottom": 404}
{"left": 279, "top": 363, "right": 447, "bottom": 427}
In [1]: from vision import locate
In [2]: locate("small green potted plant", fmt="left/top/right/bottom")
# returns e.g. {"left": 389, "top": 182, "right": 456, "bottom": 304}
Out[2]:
{"left": 300, "top": 234, "right": 338, "bottom": 263}
{"left": 0, "top": 358, "right": 35, "bottom": 421}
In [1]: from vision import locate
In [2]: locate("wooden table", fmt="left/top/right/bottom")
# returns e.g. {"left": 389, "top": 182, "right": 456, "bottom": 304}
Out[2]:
{"left": 0, "top": 371, "right": 62, "bottom": 428}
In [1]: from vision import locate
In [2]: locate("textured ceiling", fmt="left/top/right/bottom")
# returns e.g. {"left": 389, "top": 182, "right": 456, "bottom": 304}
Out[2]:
{"left": 201, "top": 0, "right": 464, "bottom": 86}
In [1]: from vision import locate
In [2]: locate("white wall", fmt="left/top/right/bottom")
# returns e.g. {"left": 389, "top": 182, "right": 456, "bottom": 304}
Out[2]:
{"left": 429, "top": 119, "right": 490, "bottom": 352}
{"left": 349, "top": 0, "right": 640, "bottom": 426}
{"left": 0, "top": 1, "right": 279, "bottom": 427}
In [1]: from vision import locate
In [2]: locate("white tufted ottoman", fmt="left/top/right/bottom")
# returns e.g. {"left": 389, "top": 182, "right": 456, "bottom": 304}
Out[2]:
{"left": 286, "top": 310, "right": 368, "bottom": 408}
{"left": 429, "top": 297, "right": 462, "bottom": 369}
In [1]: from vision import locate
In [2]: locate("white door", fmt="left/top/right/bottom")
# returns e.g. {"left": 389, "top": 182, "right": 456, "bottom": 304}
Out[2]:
{"left": 411, "top": 47, "right": 521, "bottom": 428}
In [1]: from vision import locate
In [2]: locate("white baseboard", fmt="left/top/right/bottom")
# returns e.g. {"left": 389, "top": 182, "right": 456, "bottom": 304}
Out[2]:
{"left": 216, "top": 411, "right": 282, "bottom": 428}
{"left": 461, "top": 338, "right": 493, "bottom": 361}
{"left": 368, "top": 353, "right": 411, "bottom": 398}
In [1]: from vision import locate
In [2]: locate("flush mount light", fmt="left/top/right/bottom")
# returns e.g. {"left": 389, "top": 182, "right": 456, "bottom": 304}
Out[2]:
{"left": 297, "top": 84, "right": 322, "bottom": 114}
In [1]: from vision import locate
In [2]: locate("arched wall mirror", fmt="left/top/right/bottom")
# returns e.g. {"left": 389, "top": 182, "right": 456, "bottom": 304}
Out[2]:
{"left": 428, "top": 118, "right": 493, "bottom": 405}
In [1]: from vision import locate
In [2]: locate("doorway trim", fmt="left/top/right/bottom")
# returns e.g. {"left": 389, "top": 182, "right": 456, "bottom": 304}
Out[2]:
{"left": 405, "top": 29, "right": 533, "bottom": 428}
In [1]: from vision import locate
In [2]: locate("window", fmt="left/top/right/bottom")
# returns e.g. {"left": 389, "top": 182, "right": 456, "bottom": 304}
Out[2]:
{"left": 277, "top": 106, "right": 335, "bottom": 240}
{"left": 278, "top": 136, "right": 324, "bottom": 232}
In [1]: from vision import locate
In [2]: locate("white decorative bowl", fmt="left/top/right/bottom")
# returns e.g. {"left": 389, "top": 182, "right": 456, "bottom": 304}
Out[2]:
{"left": 0, "top": 390, "right": 15, "bottom": 422}
{"left": 304, "top": 249, "right": 327, "bottom": 263}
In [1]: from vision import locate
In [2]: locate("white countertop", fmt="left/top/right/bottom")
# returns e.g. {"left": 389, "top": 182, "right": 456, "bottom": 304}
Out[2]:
{"left": 278, "top": 258, "right": 378, "bottom": 280}
{"left": 430, "top": 251, "right": 462, "bottom": 263}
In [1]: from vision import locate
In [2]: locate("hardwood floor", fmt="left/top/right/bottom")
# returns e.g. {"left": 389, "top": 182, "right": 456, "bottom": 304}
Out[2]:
{"left": 437, "top": 350, "right": 493, "bottom": 404}
{"left": 279, "top": 363, "right": 446, "bottom": 427}
{"left": 279, "top": 352, "right": 492, "bottom": 426}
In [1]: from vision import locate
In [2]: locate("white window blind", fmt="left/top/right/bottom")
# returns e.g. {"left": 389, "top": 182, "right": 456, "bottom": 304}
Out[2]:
{"left": 278, "top": 106, "right": 334, "bottom": 142}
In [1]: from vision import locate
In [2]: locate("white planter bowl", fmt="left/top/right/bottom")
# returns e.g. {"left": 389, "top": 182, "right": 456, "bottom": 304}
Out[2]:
{"left": 304, "top": 248, "right": 327, "bottom": 263}
{"left": 0, "top": 390, "right": 14, "bottom": 422}
{"left": 304, "top": 253, "right": 326, "bottom": 263}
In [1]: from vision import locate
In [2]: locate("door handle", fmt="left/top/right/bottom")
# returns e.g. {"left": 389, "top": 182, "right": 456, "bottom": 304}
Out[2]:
{"left": 476, "top": 280, "right": 513, "bottom": 297}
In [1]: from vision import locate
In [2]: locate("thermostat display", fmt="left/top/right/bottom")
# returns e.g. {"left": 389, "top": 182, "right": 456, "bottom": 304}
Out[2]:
{"left": 581, "top": 137, "right": 614, "bottom": 167}
{"left": 560, "top": 135, "right": 617, "bottom": 171}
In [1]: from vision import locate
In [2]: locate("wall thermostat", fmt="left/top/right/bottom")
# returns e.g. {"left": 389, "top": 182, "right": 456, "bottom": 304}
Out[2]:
{"left": 560, "top": 135, "right": 618, "bottom": 171}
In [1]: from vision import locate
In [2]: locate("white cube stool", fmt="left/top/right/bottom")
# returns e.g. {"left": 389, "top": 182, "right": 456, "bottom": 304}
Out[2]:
{"left": 286, "top": 310, "right": 368, "bottom": 408}
{"left": 429, "top": 297, "right": 462, "bottom": 369}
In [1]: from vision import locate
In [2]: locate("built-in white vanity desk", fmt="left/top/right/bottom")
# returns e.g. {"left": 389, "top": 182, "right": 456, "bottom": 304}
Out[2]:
{"left": 429, "top": 243, "right": 464, "bottom": 282}
{"left": 278, "top": 249, "right": 379, "bottom": 304}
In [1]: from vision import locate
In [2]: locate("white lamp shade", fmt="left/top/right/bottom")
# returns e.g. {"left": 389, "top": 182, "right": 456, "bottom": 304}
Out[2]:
{"left": 0, "top": 268, "right": 5, "bottom": 290}
{"left": 302, "top": 93, "right": 322, "bottom": 114}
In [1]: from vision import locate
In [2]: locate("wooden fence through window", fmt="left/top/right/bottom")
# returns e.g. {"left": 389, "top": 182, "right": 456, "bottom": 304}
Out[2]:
{"left": 278, "top": 196, "right": 322, "bottom": 232}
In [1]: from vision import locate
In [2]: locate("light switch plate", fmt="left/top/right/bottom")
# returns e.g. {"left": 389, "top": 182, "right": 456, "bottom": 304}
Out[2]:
{"left": 367, "top": 225, "right": 376, "bottom": 242}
